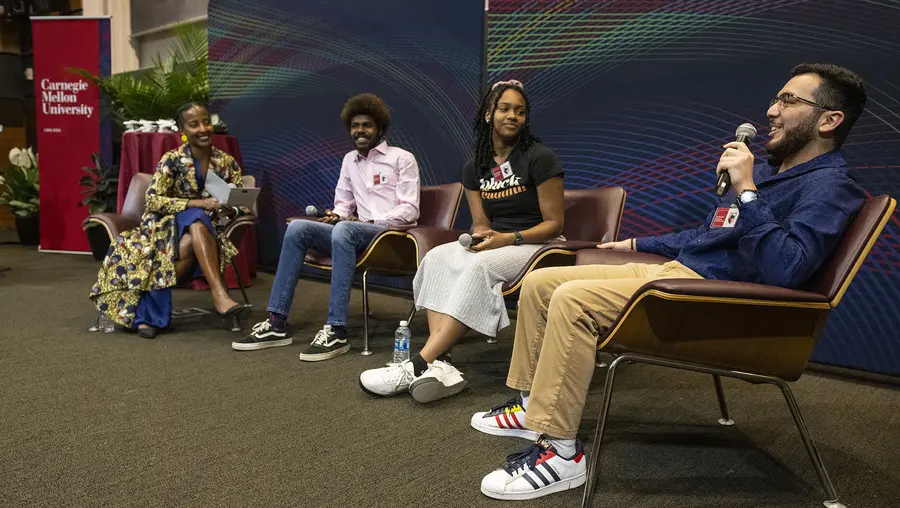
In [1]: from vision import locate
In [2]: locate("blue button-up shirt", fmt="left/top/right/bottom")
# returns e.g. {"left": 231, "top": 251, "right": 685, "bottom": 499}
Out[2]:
{"left": 635, "top": 151, "right": 866, "bottom": 288}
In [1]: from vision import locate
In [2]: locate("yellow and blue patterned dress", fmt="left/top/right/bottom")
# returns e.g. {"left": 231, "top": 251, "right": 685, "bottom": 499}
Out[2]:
{"left": 90, "top": 144, "right": 248, "bottom": 328}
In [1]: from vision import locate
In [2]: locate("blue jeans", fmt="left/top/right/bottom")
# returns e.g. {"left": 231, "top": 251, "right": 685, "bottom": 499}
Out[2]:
{"left": 267, "top": 220, "right": 385, "bottom": 326}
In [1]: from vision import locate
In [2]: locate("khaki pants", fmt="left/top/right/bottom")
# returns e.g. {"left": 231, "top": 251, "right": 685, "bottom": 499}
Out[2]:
{"left": 507, "top": 261, "right": 703, "bottom": 439}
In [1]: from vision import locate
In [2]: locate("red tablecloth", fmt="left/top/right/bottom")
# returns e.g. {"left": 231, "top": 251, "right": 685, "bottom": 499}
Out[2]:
{"left": 118, "top": 132, "right": 257, "bottom": 290}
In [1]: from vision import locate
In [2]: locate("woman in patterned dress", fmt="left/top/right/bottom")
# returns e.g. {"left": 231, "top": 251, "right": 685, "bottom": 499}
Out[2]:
{"left": 90, "top": 103, "right": 248, "bottom": 338}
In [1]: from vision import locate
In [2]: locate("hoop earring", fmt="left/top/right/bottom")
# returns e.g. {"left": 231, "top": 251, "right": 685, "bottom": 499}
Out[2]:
{"left": 181, "top": 134, "right": 188, "bottom": 143}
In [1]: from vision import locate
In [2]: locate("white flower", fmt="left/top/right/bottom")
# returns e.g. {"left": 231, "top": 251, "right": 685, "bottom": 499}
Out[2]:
{"left": 8, "top": 146, "right": 36, "bottom": 169}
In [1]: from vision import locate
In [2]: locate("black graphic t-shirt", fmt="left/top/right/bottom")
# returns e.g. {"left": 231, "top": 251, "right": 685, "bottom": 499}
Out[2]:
{"left": 462, "top": 142, "right": 563, "bottom": 233}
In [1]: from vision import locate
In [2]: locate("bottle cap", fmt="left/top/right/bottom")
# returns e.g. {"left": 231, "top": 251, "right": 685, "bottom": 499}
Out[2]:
{"left": 399, "top": 320, "right": 409, "bottom": 327}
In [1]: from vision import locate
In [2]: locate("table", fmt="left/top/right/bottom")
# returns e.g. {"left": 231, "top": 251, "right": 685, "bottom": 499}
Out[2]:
{"left": 118, "top": 132, "right": 257, "bottom": 290}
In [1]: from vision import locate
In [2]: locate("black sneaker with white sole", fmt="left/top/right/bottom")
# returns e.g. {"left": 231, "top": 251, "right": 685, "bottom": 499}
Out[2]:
{"left": 231, "top": 320, "right": 293, "bottom": 351}
{"left": 298, "top": 325, "right": 350, "bottom": 362}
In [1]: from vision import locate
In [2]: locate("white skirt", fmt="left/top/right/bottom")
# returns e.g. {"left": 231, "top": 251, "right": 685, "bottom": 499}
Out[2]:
{"left": 412, "top": 241, "right": 548, "bottom": 337}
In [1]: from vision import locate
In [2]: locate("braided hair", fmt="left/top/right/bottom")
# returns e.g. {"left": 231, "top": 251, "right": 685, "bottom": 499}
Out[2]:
{"left": 175, "top": 101, "right": 209, "bottom": 129}
{"left": 473, "top": 81, "right": 540, "bottom": 169}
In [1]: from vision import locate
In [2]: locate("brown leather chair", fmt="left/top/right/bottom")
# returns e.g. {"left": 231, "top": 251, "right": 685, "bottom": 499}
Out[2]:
{"left": 83, "top": 172, "right": 259, "bottom": 319}
{"left": 286, "top": 182, "right": 464, "bottom": 354}
{"left": 574, "top": 195, "right": 895, "bottom": 508}
{"left": 406, "top": 186, "right": 626, "bottom": 343}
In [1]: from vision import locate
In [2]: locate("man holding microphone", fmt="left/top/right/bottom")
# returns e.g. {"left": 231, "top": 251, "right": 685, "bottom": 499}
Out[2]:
{"left": 470, "top": 63, "right": 868, "bottom": 500}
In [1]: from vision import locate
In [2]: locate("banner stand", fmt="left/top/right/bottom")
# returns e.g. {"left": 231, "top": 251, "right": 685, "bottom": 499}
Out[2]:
{"left": 31, "top": 16, "right": 112, "bottom": 253}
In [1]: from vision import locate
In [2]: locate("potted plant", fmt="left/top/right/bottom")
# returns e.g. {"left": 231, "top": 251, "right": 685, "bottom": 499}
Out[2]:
{"left": 69, "top": 23, "right": 210, "bottom": 124}
{"left": 0, "top": 147, "right": 40, "bottom": 246}
{"left": 78, "top": 153, "right": 119, "bottom": 260}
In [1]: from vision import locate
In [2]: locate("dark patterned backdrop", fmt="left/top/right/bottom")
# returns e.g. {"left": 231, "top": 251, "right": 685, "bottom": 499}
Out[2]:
{"left": 209, "top": 0, "right": 900, "bottom": 375}
{"left": 486, "top": 0, "right": 900, "bottom": 375}
{"left": 208, "top": 0, "right": 484, "bottom": 265}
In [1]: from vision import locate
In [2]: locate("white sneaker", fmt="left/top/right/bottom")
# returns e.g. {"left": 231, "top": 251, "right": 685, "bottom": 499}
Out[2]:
{"left": 471, "top": 395, "right": 540, "bottom": 441}
{"left": 408, "top": 360, "right": 467, "bottom": 403}
{"left": 359, "top": 360, "right": 416, "bottom": 396}
{"left": 481, "top": 437, "right": 586, "bottom": 501}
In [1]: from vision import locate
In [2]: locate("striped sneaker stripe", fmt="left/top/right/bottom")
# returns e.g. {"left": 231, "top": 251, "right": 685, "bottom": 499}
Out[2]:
{"left": 522, "top": 472, "right": 541, "bottom": 490}
{"left": 531, "top": 468, "right": 550, "bottom": 486}
{"left": 541, "top": 462, "right": 561, "bottom": 482}
{"left": 509, "top": 411, "right": 523, "bottom": 429}
{"left": 494, "top": 414, "right": 506, "bottom": 429}
{"left": 502, "top": 413, "right": 513, "bottom": 428}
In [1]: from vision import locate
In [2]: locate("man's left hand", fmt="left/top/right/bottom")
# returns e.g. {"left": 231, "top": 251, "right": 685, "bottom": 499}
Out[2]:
{"left": 716, "top": 141, "right": 757, "bottom": 192}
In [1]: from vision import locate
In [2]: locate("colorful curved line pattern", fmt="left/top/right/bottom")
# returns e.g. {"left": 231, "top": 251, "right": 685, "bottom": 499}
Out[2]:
{"left": 487, "top": 0, "right": 900, "bottom": 374}
{"left": 209, "top": 0, "right": 900, "bottom": 374}
{"left": 208, "top": 0, "right": 484, "bottom": 266}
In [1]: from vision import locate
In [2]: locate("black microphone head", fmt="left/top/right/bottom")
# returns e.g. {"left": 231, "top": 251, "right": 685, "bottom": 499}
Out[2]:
{"left": 458, "top": 233, "right": 472, "bottom": 248}
{"left": 735, "top": 123, "right": 757, "bottom": 141}
{"left": 305, "top": 205, "right": 318, "bottom": 217}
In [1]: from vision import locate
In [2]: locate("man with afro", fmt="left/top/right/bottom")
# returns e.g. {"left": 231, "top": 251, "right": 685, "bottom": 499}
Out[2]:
{"left": 233, "top": 93, "right": 421, "bottom": 359}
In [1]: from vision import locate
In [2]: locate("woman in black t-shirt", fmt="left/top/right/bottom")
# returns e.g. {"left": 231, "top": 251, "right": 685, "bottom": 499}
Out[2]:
{"left": 359, "top": 80, "right": 565, "bottom": 403}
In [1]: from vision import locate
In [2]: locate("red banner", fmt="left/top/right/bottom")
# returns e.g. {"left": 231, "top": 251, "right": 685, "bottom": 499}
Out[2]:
{"left": 32, "top": 17, "right": 111, "bottom": 253}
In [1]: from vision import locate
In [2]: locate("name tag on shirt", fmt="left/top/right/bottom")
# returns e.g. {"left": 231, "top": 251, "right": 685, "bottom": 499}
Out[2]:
{"left": 373, "top": 172, "right": 386, "bottom": 185}
{"left": 711, "top": 206, "right": 740, "bottom": 228}
{"left": 491, "top": 161, "right": 514, "bottom": 181}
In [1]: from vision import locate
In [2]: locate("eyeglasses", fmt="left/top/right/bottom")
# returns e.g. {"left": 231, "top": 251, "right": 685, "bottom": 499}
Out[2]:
{"left": 770, "top": 92, "right": 833, "bottom": 111}
{"left": 491, "top": 79, "right": 524, "bottom": 91}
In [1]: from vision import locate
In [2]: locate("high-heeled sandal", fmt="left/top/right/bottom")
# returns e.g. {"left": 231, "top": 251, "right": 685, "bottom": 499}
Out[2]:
{"left": 215, "top": 304, "right": 247, "bottom": 319}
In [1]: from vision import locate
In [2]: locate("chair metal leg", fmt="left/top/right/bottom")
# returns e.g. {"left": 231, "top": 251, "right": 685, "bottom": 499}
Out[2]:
{"left": 713, "top": 375, "right": 735, "bottom": 426}
{"left": 580, "top": 352, "right": 844, "bottom": 508}
{"left": 774, "top": 378, "right": 845, "bottom": 508}
{"left": 406, "top": 304, "right": 417, "bottom": 324}
{"left": 581, "top": 355, "right": 627, "bottom": 508}
{"left": 231, "top": 260, "right": 251, "bottom": 307}
{"left": 361, "top": 269, "right": 372, "bottom": 356}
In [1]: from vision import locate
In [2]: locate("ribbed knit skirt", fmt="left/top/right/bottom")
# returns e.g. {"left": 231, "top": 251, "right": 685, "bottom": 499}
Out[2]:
{"left": 412, "top": 242, "right": 547, "bottom": 337}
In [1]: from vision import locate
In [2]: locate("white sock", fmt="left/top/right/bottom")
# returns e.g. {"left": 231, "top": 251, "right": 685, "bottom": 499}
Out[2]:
{"left": 519, "top": 391, "right": 530, "bottom": 410}
{"left": 546, "top": 437, "right": 576, "bottom": 459}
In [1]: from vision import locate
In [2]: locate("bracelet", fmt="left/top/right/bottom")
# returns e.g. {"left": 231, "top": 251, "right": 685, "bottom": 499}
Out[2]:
{"left": 631, "top": 238, "right": 636, "bottom": 251}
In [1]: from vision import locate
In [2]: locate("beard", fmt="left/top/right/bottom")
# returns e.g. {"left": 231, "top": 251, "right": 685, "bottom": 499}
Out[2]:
{"left": 765, "top": 112, "right": 819, "bottom": 164}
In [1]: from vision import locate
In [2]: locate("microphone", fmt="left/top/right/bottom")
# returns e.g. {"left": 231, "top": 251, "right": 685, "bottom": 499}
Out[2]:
{"left": 459, "top": 233, "right": 484, "bottom": 248}
{"left": 305, "top": 205, "right": 325, "bottom": 218}
{"left": 715, "top": 123, "right": 758, "bottom": 196}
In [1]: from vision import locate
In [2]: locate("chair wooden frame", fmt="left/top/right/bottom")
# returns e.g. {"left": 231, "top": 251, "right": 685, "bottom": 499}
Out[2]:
{"left": 287, "top": 182, "right": 465, "bottom": 354}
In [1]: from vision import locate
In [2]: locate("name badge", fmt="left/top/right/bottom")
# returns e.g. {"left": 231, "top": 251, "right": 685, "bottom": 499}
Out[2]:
{"left": 711, "top": 206, "right": 739, "bottom": 228}
{"left": 373, "top": 173, "right": 386, "bottom": 185}
{"left": 491, "top": 165, "right": 503, "bottom": 181}
{"left": 499, "top": 161, "right": 513, "bottom": 178}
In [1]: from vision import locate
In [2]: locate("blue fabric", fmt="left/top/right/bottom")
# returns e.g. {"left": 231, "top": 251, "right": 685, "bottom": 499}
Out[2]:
{"left": 134, "top": 158, "right": 214, "bottom": 328}
{"left": 267, "top": 220, "right": 385, "bottom": 325}
{"left": 635, "top": 151, "right": 866, "bottom": 288}
{"left": 134, "top": 288, "right": 173, "bottom": 328}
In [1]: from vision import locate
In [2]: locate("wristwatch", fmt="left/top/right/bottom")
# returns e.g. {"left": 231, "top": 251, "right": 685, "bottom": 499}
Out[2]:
{"left": 513, "top": 231, "right": 524, "bottom": 246}
{"left": 737, "top": 189, "right": 759, "bottom": 206}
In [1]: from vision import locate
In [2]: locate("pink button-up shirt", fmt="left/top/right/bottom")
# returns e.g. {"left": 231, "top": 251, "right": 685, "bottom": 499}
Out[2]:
{"left": 331, "top": 141, "right": 420, "bottom": 226}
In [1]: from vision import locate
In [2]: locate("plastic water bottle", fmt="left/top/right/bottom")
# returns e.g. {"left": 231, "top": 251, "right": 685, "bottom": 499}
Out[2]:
{"left": 391, "top": 320, "right": 411, "bottom": 364}
{"left": 98, "top": 312, "right": 116, "bottom": 333}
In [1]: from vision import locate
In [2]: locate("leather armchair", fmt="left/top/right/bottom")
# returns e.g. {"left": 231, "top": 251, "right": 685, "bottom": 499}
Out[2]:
{"left": 82, "top": 173, "right": 260, "bottom": 320}
{"left": 287, "top": 182, "right": 464, "bottom": 354}
{"left": 577, "top": 195, "right": 896, "bottom": 508}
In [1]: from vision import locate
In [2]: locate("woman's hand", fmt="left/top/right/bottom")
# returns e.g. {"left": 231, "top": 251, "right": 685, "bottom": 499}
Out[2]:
{"left": 470, "top": 229, "right": 515, "bottom": 252}
{"left": 191, "top": 197, "right": 221, "bottom": 212}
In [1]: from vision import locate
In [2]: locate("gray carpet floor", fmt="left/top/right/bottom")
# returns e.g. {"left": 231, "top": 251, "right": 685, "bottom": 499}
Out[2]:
{"left": 1, "top": 243, "right": 898, "bottom": 508}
